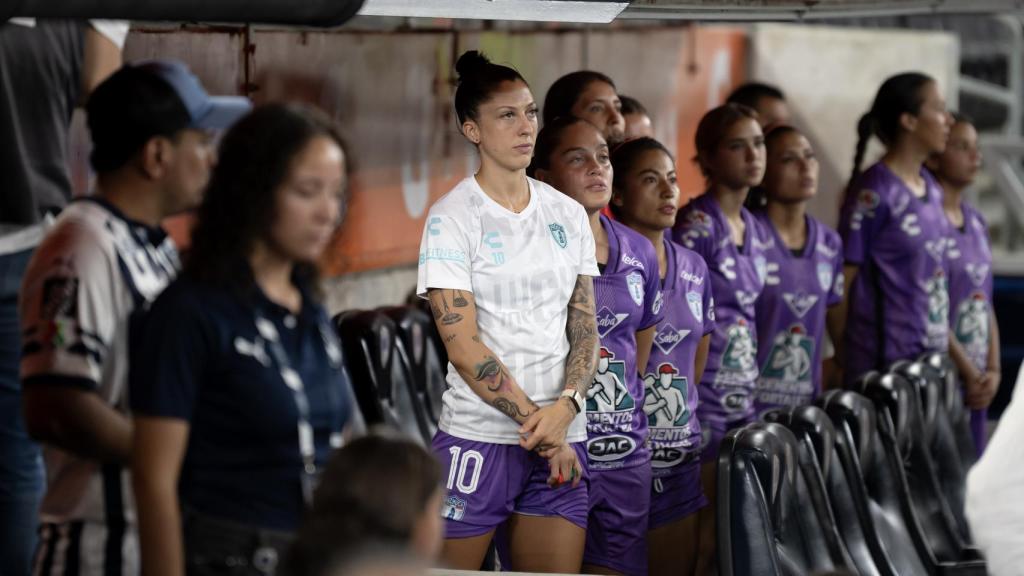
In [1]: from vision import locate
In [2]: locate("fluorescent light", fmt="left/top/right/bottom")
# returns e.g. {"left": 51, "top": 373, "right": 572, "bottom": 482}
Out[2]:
{"left": 358, "top": 0, "right": 629, "bottom": 23}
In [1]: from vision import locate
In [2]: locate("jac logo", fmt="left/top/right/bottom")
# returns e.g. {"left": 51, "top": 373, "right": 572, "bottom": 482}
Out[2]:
{"left": 721, "top": 392, "right": 751, "bottom": 413}
{"left": 622, "top": 254, "right": 645, "bottom": 269}
{"left": 587, "top": 435, "right": 636, "bottom": 462}
{"left": 652, "top": 447, "right": 685, "bottom": 468}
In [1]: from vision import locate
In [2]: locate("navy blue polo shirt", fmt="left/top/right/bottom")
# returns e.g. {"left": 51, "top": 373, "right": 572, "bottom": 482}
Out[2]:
{"left": 130, "top": 274, "right": 351, "bottom": 531}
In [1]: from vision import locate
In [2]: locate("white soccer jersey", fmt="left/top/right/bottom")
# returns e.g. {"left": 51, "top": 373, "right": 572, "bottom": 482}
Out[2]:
{"left": 20, "top": 198, "right": 179, "bottom": 527}
{"left": 417, "top": 176, "right": 598, "bottom": 444}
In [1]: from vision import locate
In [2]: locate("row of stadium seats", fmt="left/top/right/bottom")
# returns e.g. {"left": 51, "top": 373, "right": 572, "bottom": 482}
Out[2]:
{"left": 719, "top": 354, "right": 986, "bottom": 576}
{"left": 332, "top": 305, "right": 448, "bottom": 444}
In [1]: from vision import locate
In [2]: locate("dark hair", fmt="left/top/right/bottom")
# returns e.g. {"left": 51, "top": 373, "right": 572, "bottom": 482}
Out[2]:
{"left": 185, "top": 102, "right": 348, "bottom": 296}
{"left": 747, "top": 124, "right": 803, "bottom": 209}
{"left": 950, "top": 111, "right": 973, "bottom": 126}
{"left": 847, "top": 72, "right": 934, "bottom": 194}
{"left": 609, "top": 137, "right": 674, "bottom": 217}
{"left": 620, "top": 95, "right": 648, "bottom": 117}
{"left": 87, "top": 66, "right": 191, "bottom": 173}
{"left": 526, "top": 115, "right": 597, "bottom": 177}
{"left": 543, "top": 70, "right": 617, "bottom": 126}
{"left": 284, "top": 434, "right": 442, "bottom": 576}
{"left": 694, "top": 103, "right": 760, "bottom": 178}
{"left": 726, "top": 82, "right": 786, "bottom": 110}
{"left": 453, "top": 50, "right": 527, "bottom": 126}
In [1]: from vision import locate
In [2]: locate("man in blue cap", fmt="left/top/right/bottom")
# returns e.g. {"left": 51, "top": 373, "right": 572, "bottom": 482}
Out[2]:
{"left": 19, "top": 59, "right": 251, "bottom": 576}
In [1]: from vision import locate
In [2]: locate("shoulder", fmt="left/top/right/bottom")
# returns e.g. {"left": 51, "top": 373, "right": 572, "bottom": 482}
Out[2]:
{"left": 609, "top": 218, "right": 657, "bottom": 263}
{"left": 810, "top": 216, "right": 843, "bottom": 252}
{"left": 33, "top": 202, "right": 116, "bottom": 267}
{"left": 676, "top": 196, "right": 719, "bottom": 234}
{"left": 963, "top": 202, "right": 989, "bottom": 233}
{"left": 533, "top": 178, "right": 586, "bottom": 216}
{"left": 428, "top": 178, "right": 480, "bottom": 218}
{"left": 671, "top": 239, "right": 710, "bottom": 277}
{"left": 149, "top": 277, "right": 220, "bottom": 321}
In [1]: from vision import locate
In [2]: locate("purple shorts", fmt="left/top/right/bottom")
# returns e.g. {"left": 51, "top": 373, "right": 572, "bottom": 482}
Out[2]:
{"left": 432, "top": 431, "right": 589, "bottom": 539}
{"left": 649, "top": 462, "right": 707, "bottom": 529}
{"left": 584, "top": 464, "right": 652, "bottom": 576}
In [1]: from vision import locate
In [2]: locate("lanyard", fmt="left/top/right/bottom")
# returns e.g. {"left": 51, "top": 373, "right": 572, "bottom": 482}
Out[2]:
{"left": 253, "top": 308, "right": 344, "bottom": 505}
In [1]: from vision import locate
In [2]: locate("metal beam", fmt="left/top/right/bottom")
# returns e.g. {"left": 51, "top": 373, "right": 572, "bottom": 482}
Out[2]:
{"left": 620, "top": 0, "right": 1024, "bottom": 21}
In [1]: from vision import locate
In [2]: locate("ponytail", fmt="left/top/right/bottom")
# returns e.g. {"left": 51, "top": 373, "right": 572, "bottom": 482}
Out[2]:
{"left": 845, "top": 112, "right": 875, "bottom": 202}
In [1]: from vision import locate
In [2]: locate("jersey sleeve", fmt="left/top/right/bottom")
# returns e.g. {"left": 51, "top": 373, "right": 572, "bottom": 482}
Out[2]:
{"left": 577, "top": 205, "right": 599, "bottom": 277}
{"left": 128, "top": 283, "right": 209, "bottom": 421}
{"left": 838, "top": 184, "right": 889, "bottom": 266}
{"left": 19, "top": 223, "right": 119, "bottom": 390}
{"left": 416, "top": 203, "right": 476, "bottom": 297}
{"left": 639, "top": 241, "right": 665, "bottom": 330}
{"left": 672, "top": 208, "right": 716, "bottom": 263}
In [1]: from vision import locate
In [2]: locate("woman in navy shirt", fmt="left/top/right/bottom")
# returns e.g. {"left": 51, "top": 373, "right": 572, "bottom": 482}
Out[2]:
{"left": 131, "top": 103, "right": 352, "bottom": 576}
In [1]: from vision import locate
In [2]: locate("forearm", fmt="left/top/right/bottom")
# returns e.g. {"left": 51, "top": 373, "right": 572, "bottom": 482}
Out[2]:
{"left": 988, "top": 309, "right": 1001, "bottom": 373}
{"left": 564, "top": 275, "right": 598, "bottom": 396}
{"left": 449, "top": 343, "right": 539, "bottom": 424}
{"left": 25, "top": 389, "right": 132, "bottom": 464}
{"left": 134, "top": 473, "right": 185, "bottom": 576}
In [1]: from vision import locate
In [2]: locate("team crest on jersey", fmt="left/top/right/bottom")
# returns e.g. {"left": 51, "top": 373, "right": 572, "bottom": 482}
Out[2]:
{"left": 442, "top": 495, "right": 467, "bottom": 521}
{"left": 654, "top": 323, "right": 691, "bottom": 355}
{"left": 817, "top": 263, "right": 834, "bottom": 292}
{"left": 596, "top": 306, "right": 629, "bottom": 338}
{"left": 966, "top": 263, "right": 990, "bottom": 288}
{"left": 783, "top": 291, "right": 819, "bottom": 319}
{"left": 955, "top": 293, "right": 990, "bottom": 364}
{"left": 588, "top": 347, "right": 634, "bottom": 413}
{"left": 686, "top": 291, "right": 703, "bottom": 321}
{"left": 925, "top": 239, "right": 947, "bottom": 264}
{"left": 549, "top": 223, "right": 567, "bottom": 248}
{"left": 626, "top": 272, "right": 645, "bottom": 306}
{"left": 643, "top": 363, "right": 691, "bottom": 428}
{"left": 754, "top": 255, "right": 768, "bottom": 284}
{"left": 761, "top": 324, "right": 814, "bottom": 385}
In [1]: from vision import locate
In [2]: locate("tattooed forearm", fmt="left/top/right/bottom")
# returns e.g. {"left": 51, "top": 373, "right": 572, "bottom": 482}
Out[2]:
{"left": 474, "top": 356, "right": 508, "bottom": 392}
{"left": 565, "top": 275, "right": 598, "bottom": 397}
{"left": 453, "top": 290, "right": 469, "bottom": 307}
{"left": 491, "top": 397, "right": 538, "bottom": 423}
{"left": 444, "top": 333, "right": 457, "bottom": 344}
{"left": 437, "top": 291, "right": 463, "bottom": 325}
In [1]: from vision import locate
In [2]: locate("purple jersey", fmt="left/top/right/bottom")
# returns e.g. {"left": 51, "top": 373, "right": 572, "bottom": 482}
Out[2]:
{"left": 753, "top": 212, "right": 844, "bottom": 414}
{"left": 642, "top": 238, "right": 715, "bottom": 476}
{"left": 672, "top": 194, "right": 769, "bottom": 428}
{"left": 587, "top": 214, "right": 664, "bottom": 471}
{"left": 839, "top": 163, "right": 953, "bottom": 382}
{"left": 947, "top": 202, "right": 994, "bottom": 372}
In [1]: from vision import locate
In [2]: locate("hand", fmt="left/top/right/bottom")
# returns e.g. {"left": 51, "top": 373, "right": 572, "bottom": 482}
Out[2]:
{"left": 519, "top": 398, "right": 576, "bottom": 453}
{"left": 544, "top": 443, "right": 583, "bottom": 489}
{"left": 966, "top": 371, "right": 1000, "bottom": 410}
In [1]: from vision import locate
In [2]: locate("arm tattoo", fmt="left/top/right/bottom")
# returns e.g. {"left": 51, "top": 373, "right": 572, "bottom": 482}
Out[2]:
{"left": 474, "top": 356, "right": 508, "bottom": 392}
{"left": 565, "top": 276, "right": 598, "bottom": 397}
{"left": 491, "top": 397, "right": 538, "bottom": 422}
{"left": 438, "top": 291, "right": 463, "bottom": 326}
{"left": 453, "top": 290, "right": 469, "bottom": 308}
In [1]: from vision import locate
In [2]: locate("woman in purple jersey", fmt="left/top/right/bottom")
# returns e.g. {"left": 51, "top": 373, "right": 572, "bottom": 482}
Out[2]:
{"left": 611, "top": 137, "right": 715, "bottom": 576}
{"left": 927, "top": 114, "right": 1000, "bottom": 454}
{"left": 671, "top": 103, "right": 768, "bottom": 576}
{"left": 750, "top": 126, "right": 845, "bottom": 414}
{"left": 838, "top": 72, "right": 954, "bottom": 384}
{"left": 531, "top": 118, "right": 664, "bottom": 576}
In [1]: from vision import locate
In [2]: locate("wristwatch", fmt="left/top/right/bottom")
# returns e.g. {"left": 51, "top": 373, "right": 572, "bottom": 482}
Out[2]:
{"left": 560, "top": 389, "right": 584, "bottom": 415}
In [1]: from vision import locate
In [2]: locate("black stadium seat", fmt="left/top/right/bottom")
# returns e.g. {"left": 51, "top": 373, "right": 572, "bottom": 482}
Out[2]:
{"left": 892, "top": 361, "right": 972, "bottom": 543}
{"left": 919, "top": 352, "right": 978, "bottom": 469}
{"left": 379, "top": 305, "right": 448, "bottom": 430}
{"left": 763, "top": 406, "right": 866, "bottom": 576}
{"left": 853, "top": 374, "right": 986, "bottom": 574}
{"left": 718, "top": 421, "right": 852, "bottom": 576}
{"left": 333, "top": 310, "right": 432, "bottom": 445}
{"left": 819, "top": 389, "right": 931, "bottom": 576}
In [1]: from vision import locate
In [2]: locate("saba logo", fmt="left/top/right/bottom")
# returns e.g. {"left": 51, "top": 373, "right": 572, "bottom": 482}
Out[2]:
{"left": 653, "top": 324, "right": 690, "bottom": 355}
{"left": 596, "top": 306, "right": 628, "bottom": 338}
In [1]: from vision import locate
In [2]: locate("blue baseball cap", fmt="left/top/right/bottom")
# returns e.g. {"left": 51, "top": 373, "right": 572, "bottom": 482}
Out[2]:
{"left": 87, "top": 59, "right": 252, "bottom": 171}
{"left": 134, "top": 59, "right": 252, "bottom": 130}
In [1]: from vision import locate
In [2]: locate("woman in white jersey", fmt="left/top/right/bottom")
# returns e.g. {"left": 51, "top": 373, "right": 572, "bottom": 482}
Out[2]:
{"left": 416, "top": 51, "right": 599, "bottom": 573}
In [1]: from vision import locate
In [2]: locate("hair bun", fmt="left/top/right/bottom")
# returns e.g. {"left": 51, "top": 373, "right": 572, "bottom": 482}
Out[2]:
{"left": 455, "top": 50, "right": 490, "bottom": 83}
